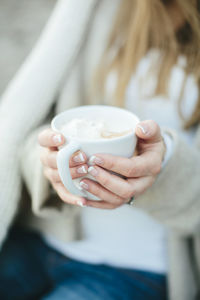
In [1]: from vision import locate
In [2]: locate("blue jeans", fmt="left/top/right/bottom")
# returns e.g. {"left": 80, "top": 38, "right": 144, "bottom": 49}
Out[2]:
{"left": 0, "top": 227, "right": 167, "bottom": 300}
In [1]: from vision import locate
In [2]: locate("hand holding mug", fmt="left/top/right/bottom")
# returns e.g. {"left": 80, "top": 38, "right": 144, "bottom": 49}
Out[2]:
{"left": 38, "top": 106, "right": 165, "bottom": 210}
{"left": 82, "top": 120, "right": 166, "bottom": 209}
{"left": 38, "top": 128, "right": 88, "bottom": 207}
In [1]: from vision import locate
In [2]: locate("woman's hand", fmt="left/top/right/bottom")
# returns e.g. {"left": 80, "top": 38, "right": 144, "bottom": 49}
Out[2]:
{"left": 80, "top": 120, "right": 166, "bottom": 209}
{"left": 38, "top": 128, "right": 88, "bottom": 207}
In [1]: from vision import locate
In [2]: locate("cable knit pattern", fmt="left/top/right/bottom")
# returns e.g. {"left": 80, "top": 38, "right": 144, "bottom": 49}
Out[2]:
{"left": 0, "top": 0, "right": 98, "bottom": 247}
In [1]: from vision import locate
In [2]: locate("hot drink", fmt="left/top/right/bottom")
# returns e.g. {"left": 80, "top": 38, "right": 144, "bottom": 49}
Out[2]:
{"left": 61, "top": 118, "right": 132, "bottom": 140}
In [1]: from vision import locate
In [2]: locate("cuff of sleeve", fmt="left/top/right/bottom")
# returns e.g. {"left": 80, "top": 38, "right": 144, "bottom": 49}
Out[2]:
{"left": 162, "top": 132, "right": 174, "bottom": 168}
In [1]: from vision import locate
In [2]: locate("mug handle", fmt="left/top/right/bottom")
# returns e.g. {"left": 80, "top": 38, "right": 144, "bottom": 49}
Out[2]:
{"left": 57, "top": 141, "right": 87, "bottom": 197}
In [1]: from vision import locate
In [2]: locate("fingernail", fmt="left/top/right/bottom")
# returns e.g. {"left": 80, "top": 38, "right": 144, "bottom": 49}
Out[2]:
{"left": 79, "top": 181, "right": 89, "bottom": 190}
{"left": 137, "top": 124, "right": 148, "bottom": 135}
{"left": 53, "top": 134, "right": 62, "bottom": 145}
{"left": 88, "top": 166, "right": 98, "bottom": 177}
{"left": 77, "top": 166, "right": 88, "bottom": 174}
{"left": 89, "top": 156, "right": 104, "bottom": 165}
{"left": 73, "top": 152, "right": 85, "bottom": 163}
{"left": 77, "top": 200, "right": 85, "bottom": 207}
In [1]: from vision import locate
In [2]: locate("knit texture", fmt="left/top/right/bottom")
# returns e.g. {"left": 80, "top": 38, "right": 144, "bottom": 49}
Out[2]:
{"left": 0, "top": 0, "right": 98, "bottom": 247}
{"left": 0, "top": 1, "right": 200, "bottom": 299}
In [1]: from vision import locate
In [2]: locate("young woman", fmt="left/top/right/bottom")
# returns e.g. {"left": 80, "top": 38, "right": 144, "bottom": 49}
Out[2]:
{"left": 0, "top": 0, "right": 200, "bottom": 299}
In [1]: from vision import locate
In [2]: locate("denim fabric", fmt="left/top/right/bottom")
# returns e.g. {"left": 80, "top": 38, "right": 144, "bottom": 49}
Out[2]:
{"left": 0, "top": 227, "right": 167, "bottom": 300}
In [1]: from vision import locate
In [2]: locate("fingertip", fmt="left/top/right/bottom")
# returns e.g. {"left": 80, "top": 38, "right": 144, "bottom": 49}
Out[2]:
{"left": 52, "top": 133, "right": 65, "bottom": 146}
{"left": 77, "top": 198, "right": 88, "bottom": 207}
{"left": 38, "top": 128, "right": 65, "bottom": 147}
{"left": 71, "top": 151, "right": 87, "bottom": 165}
{"left": 136, "top": 120, "right": 161, "bottom": 142}
{"left": 135, "top": 122, "right": 149, "bottom": 140}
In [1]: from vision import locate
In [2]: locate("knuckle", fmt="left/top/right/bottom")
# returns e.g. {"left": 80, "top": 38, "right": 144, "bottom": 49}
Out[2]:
{"left": 100, "top": 176, "right": 110, "bottom": 187}
{"left": 49, "top": 152, "right": 57, "bottom": 168}
{"left": 153, "top": 161, "right": 162, "bottom": 175}
{"left": 126, "top": 167, "right": 134, "bottom": 178}
{"left": 121, "top": 188, "right": 133, "bottom": 199}
{"left": 52, "top": 170, "right": 60, "bottom": 182}
{"left": 107, "top": 159, "right": 115, "bottom": 170}
{"left": 112, "top": 195, "right": 123, "bottom": 206}
{"left": 90, "top": 184, "right": 98, "bottom": 196}
{"left": 117, "top": 198, "right": 125, "bottom": 207}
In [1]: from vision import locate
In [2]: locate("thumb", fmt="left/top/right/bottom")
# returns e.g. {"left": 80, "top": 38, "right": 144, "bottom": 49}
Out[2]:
{"left": 135, "top": 120, "right": 162, "bottom": 143}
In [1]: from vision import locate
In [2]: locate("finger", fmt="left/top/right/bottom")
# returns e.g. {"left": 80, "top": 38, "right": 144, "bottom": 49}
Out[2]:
{"left": 135, "top": 120, "right": 162, "bottom": 143}
{"left": 88, "top": 151, "right": 161, "bottom": 178}
{"left": 38, "top": 128, "right": 65, "bottom": 148}
{"left": 40, "top": 148, "right": 87, "bottom": 170}
{"left": 70, "top": 164, "right": 88, "bottom": 179}
{"left": 85, "top": 200, "right": 119, "bottom": 210}
{"left": 44, "top": 167, "right": 61, "bottom": 183}
{"left": 79, "top": 179, "right": 124, "bottom": 205}
{"left": 86, "top": 176, "right": 156, "bottom": 208}
{"left": 52, "top": 182, "right": 87, "bottom": 207}
{"left": 44, "top": 164, "right": 89, "bottom": 183}
{"left": 127, "top": 176, "right": 155, "bottom": 197}
{"left": 69, "top": 151, "right": 87, "bottom": 167}
{"left": 40, "top": 149, "right": 57, "bottom": 169}
{"left": 87, "top": 166, "right": 133, "bottom": 199}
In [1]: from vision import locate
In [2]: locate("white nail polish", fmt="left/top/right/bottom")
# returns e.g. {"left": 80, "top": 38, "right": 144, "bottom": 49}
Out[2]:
{"left": 89, "top": 156, "right": 103, "bottom": 165}
{"left": 77, "top": 200, "right": 84, "bottom": 207}
{"left": 88, "top": 166, "right": 98, "bottom": 177}
{"left": 89, "top": 156, "right": 96, "bottom": 165}
{"left": 79, "top": 181, "right": 89, "bottom": 190}
{"left": 77, "top": 166, "right": 87, "bottom": 174}
{"left": 53, "top": 134, "right": 62, "bottom": 144}
{"left": 137, "top": 125, "right": 148, "bottom": 135}
{"left": 73, "top": 153, "right": 85, "bottom": 163}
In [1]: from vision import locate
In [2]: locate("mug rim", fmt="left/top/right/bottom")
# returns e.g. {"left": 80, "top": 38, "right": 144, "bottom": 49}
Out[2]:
{"left": 51, "top": 105, "right": 140, "bottom": 144}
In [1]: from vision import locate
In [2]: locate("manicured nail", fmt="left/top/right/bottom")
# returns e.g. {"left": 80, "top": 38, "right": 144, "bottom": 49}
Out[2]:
{"left": 137, "top": 124, "right": 148, "bottom": 135}
{"left": 77, "top": 166, "right": 87, "bottom": 174}
{"left": 89, "top": 156, "right": 104, "bottom": 165}
{"left": 53, "top": 134, "right": 62, "bottom": 145}
{"left": 79, "top": 181, "right": 89, "bottom": 190}
{"left": 77, "top": 200, "right": 85, "bottom": 207}
{"left": 88, "top": 166, "right": 98, "bottom": 177}
{"left": 73, "top": 152, "right": 85, "bottom": 163}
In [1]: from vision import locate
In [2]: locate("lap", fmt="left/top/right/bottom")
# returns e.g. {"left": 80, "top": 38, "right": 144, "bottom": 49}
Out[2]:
{"left": 0, "top": 227, "right": 167, "bottom": 300}
{"left": 0, "top": 227, "right": 52, "bottom": 300}
{"left": 43, "top": 261, "right": 167, "bottom": 300}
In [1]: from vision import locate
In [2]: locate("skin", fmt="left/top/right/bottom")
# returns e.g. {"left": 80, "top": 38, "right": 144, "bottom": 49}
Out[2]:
{"left": 38, "top": 120, "right": 165, "bottom": 209}
{"left": 38, "top": 0, "right": 184, "bottom": 209}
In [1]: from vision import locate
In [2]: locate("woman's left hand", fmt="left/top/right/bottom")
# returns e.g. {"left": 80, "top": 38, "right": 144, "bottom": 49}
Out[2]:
{"left": 81, "top": 120, "right": 166, "bottom": 209}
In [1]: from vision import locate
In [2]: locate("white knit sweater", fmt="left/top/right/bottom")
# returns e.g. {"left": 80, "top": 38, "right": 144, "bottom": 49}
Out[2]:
{"left": 1, "top": 1, "right": 200, "bottom": 299}
{"left": 0, "top": 0, "right": 98, "bottom": 243}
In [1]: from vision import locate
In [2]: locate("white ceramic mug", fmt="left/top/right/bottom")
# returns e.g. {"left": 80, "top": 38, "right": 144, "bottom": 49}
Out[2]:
{"left": 51, "top": 105, "right": 139, "bottom": 200}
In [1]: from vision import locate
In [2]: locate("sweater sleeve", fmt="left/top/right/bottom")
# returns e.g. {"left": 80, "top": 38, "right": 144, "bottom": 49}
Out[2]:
{"left": 0, "top": 0, "right": 98, "bottom": 248}
{"left": 134, "top": 127, "right": 200, "bottom": 236}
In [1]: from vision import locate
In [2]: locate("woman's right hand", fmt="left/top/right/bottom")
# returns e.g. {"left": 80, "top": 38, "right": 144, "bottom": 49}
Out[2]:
{"left": 38, "top": 128, "right": 88, "bottom": 207}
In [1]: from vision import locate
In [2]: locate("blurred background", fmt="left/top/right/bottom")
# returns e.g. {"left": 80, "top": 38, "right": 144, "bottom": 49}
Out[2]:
{"left": 0, "top": 0, "right": 55, "bottom": 94}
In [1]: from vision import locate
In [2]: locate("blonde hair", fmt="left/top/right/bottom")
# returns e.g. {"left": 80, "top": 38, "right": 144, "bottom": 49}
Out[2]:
{"left": 95, "top": 0, "right": 200, "bottom": 128}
